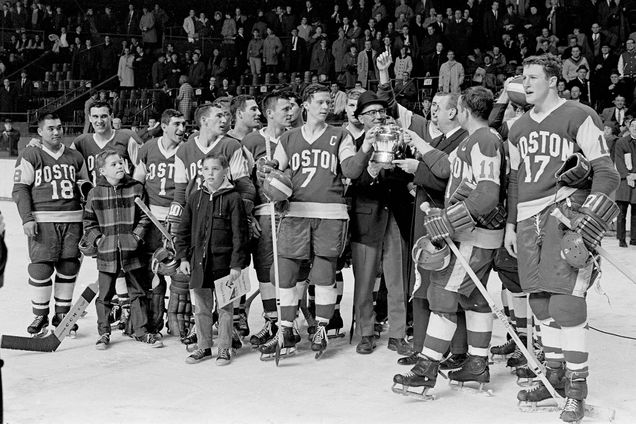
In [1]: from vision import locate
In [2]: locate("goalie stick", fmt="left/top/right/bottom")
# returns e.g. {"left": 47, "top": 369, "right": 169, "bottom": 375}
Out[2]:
{"left": 0, "top": 282, "right": 98, "bottom": 352}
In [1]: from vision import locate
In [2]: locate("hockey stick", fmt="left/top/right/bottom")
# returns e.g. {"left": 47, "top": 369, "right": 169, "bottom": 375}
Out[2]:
{"left": 265, "top": 139, "right": 284, "bottom": 366}
{"left": 243, "top": 288, "right": 261, "bottom": 318}
{"left": 0, "top": 282, "right": 98, "bottom": 352}
{"left": 134, "top": 198, "right": 172, "bottom": 242}
{"left": 440, "top": 232, "right": 615, "bottom": 419}
{"left": 551, "top": 209, "right": 636, "bottom": 286}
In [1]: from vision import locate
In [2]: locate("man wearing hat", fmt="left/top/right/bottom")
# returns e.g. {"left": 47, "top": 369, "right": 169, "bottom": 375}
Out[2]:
{"left": 348, "top": 89, "right": 412, "bottom": 355}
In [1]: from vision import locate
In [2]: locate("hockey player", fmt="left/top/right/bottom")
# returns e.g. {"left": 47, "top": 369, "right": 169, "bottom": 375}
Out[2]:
{"left": 393, "top": 86, "right": 505, "bottom": 397}
{"left": 227, "top": 95, "right": 262, "bottom": 338}
{"left": 261, "top": 83, "right": 375, "bottom": 359}
{"left": 505, "top": 54, "right": 619, "bottom": 423}
{"left": 82, "top": 149, "right": 163, "bottom": 349}
{"left": 133, "top": 109, "right": 186, "bottom": 335}
{"left": 242, "top": 92, "right": 293, "bottom": 348}
{"left": 72, "top": 100, "right": 141, "bottom": 331}
{"left": 13, "top": 113, "right": 88, "bottom": 337}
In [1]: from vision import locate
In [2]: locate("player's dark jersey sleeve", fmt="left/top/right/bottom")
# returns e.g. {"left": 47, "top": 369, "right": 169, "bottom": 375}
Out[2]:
{"left": 12, "top": 149, "right": 37, "bottom": 224}
{"left": 413, "top": 149, "right": 450, "bottom": 192}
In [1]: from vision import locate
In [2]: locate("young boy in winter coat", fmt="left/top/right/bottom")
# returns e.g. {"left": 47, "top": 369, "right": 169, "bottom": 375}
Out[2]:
{"left": 81, "top": 149, "right": 163, "bottom": 350}
{"left": 174, "top": 152, "right": 249, "bottom": 365}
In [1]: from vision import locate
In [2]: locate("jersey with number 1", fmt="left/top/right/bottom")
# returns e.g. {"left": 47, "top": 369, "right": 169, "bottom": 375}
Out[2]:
{"left": 508, "top": 100, "right": 610, "bottom": 222}
{"left": 72, "top": 129, "right": 139, "bottom": 184}
{"left": 135, "top": 137, "right": 177, "bottom": 221}
{"left": 13, "top": 145, "right": 87, "bottom": 223}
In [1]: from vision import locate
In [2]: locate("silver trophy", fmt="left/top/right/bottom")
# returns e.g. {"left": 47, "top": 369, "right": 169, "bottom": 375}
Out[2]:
{"left": 371, "top": 124, "right": 405, "bottom": 164}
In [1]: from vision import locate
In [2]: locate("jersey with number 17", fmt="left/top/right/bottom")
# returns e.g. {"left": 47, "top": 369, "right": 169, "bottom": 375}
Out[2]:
{"left": 72, "top": 129, "right": 139, "bottom": 184}
{"left": 508, "top": 100, "right": 610, "bottom": 222}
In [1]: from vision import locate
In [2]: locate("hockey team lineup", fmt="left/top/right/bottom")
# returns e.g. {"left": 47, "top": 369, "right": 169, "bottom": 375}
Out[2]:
{"left": 1, "top": 51, "right": 635, "bottom": 423}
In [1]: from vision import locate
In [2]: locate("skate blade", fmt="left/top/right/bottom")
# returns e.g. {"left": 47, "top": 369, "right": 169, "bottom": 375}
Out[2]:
{"left": 314, "top": 349, "right": 326, "bottom": 360}
{"left": 518, "top": 400, "right": 615, "bottom": 421}
{"left": 260, "top": 348, "right": 296, "bottom": 362}
{"left": 31, "top": 329, "right": 50, "bottom": 338}
{"left": 68, "top": 330, "right": 77, "bottom": 339}
{"left": 327, "top": 331, "right": 345, "bottom": 339}
{"left": 391, "top": 383, "right": 435, "bottom": 400}
{"left": 449, "top": 381, "right": 494, "bottom": 397}
{"left": 489, "top": 354, "right": 508, "bottom": 364}
{"left": 516, "top": 377, "right": 536, "bottom": 387}
{"left": 584, "top": 404, "right": 616, "bottom": 422}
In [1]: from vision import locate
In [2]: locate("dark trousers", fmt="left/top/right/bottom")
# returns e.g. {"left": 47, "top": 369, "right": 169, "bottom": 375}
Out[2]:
{"left": 617, "top": 201, "right": 636, "bottom": 242}
{"left": 96, "top": 261, "right": 149, "bottom": 337}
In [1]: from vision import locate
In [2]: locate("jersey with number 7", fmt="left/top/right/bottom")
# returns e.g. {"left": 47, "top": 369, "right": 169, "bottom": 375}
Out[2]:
{"left": 507, "top": 100, "right": 610, "bottom": 222}
{"left": 274, "top": 125, "right": 356, "bottom": 219}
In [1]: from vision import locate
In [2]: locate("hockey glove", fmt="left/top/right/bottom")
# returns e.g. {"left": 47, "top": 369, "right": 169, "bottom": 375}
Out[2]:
{"left": 423, "top": 201, "right": 475, "bottom": 243}
{"left": 77, "top": 180, "right": 93, "bottom": 203}
{"left": 256, "top": 158, "right": 279, "bottom": 184}
{"left": 555, "top": 153, "right": 592, "bottom": 189}
{"left": 448, "top": 180, "right": 476, "bottom": 206}
{"left": 572, "top": 192, "right": 620, "bottom": 251}
{"left": 166, "top": 202, "right": 183, "bottom": 236}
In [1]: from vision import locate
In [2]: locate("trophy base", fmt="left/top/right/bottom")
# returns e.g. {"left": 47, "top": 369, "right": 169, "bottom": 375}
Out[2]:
{"left": 371, "top": 151, "right": 395, "bottom": 164}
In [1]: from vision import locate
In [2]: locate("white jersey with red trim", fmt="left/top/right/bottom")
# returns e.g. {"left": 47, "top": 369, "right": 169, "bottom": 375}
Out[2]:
{"left": 508, "top": 100, "right": 610, "bottom": 221}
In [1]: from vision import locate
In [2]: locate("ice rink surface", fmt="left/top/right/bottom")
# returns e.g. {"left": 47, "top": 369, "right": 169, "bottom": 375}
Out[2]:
{"left": 0, "top": 201, "right": 634, "bottom": 424}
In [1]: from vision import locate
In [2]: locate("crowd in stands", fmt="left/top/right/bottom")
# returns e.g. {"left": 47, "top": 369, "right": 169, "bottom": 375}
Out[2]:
{"left": 2, "top": 1, "right": 636, "bottom": 126}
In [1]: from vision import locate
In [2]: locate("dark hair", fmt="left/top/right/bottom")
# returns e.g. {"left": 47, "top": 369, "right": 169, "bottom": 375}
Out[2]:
{"left": 302, "top": 83, "right": 330, "bottom": 103}
{"left": 230, "top": 94, "right": 256, "bottom": 118}
{"left": 38, "top": 113, "right": 61, "bottom": 126}
{"left": 160, "top": 108, "right": 184, "bottom": 125}
{"left": 202, "top": 152, "right": 229, "bottom": 168}
{"left": 459, "top": 86, "right": 494, "bottom": 121}
{"left": 89, "top": 100, "right": 113, "bottom": 115}
{"left": 95, "top": 149, "right": 122, "bottom": 170}
{"left": 522, "top": 54, "right": 562, "bottom": 80}
{"left": 261, "top": 91, "right": 290, "bottom": 115}
{"left": 194, "top": 101, "right": 227, "bottom": 126}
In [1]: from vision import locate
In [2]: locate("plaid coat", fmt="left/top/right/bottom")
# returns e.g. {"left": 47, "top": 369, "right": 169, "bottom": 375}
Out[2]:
{"left": 83, "top": 174, "right": 150, "bottom": 273}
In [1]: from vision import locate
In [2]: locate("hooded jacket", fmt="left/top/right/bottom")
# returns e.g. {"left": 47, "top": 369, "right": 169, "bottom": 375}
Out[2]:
{"left": 174, "top": 179, "right": 249, "bottom": 289}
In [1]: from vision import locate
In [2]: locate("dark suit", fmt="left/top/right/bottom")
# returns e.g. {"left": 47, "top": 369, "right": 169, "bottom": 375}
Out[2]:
{"left": 16, "top": 77, "right": 32, "bottom": 110}
{"left": 0, "top": 86, "right": 17, "bottom": 113}
{"left": 286, "top": 36, "right": 306, "bottom": 73}
{"left": 567, "top": 78, "right": 589, "bottom": 102}
{"left": 482, "top": 10, "right": 502, "bottom": 48}
{"left": 601, "top": 107, "right": 627, "bottom": 126}
{"left": 349, "top": 130, "right": 413, "bottom": 340}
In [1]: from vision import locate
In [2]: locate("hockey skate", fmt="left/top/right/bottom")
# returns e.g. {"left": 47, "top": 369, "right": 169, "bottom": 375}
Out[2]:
{"left": 489, "top": 336, "right": 515, "bottom": 363}
{"left": 259, "top": 326, "right": 300, "bottom": 362}
{"left": 517, "top": 365, "right": 565, "bottom": 412}
{"left": 392, "top": 356, "right": 439, "bottom": 400}
{"left": 299, "top": 305, "right": 317, "bottom": 340}
{"left": 51, "top": 313, "right": 79, "bottom": 338}
{"left": 118, "top": 305, "right": 131, "bottom": 334}
{"left": 325, "top": 309, "right": 345, "bottom": 339}
{"left": 108, "top": 303, "right": 122, "bottom": 329}
{"left": 27, "top": 315, "right": 49, "bottom": 338}
{"left": 311, "top": 323, "right": 328, "bottom": 359}
{"left": 231, "top": 328, "right": 243, "bottom": 350}
{"left": 180, "top": 324, "right": 199, "bottom": 353}
{"left": 448, "top": 355, "right": 493, "bottom": 396}
{"left": 439, "top": 353, "right": 468, "bottom": 371}
{"left": 507, "top": 340, "right": 528, "bottom": 369}
{"left": 249, "top": 317, "right": 278, "bottom": 348}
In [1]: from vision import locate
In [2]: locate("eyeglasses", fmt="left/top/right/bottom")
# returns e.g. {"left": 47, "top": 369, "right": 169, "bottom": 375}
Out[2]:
{"left": 360, "top": 108, "right": 386, "bottom": 117}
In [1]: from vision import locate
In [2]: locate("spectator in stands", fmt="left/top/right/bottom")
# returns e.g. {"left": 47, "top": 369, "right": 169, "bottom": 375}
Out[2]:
{"left": 153, "top": 4, "right": 168, "bottom": 40}
{"left": 567, "top": 65, "right": 590, "bottom": 102}
{"left": 0, "top": 3, "right": 12, "bottom": 29}
{"left": 247, "top": 29, "right": 264, "bottom": 78}
{"left": 563, "top": 46, "right": 589, "bottom": 82}
{"left": 140, "top": 6, "right": 157, "bottom": 50}
{"left": 425, "top": 41, "right": 445, "bottom": 77}
{"left": 601, "top": 94, "right": 628, "bottom": 128}
{"left": 118, "top": 46, "right": 135, "bottom": 88}
{"left": 167, "top": 52, "right": 183, "bottom": 88}
{"left": 234, "top": 26, "right": 248, "bottom": 74}
{"left": 188, "top": 52, "right": 206, "bottom": 87}
{"left": 395, "top": 47, "right": 413, "bottom": 81}
{"left": 311, "top": 38, "right": 332, "bottom": 78}
{"left": 201, "top": 76, "right": 217, "bottom": 103}
{"left": 332, "top": 29, "right": 348, "bottom": 81}
{"left": 183, "top": 9, "right": 196, "bottom": 41}
{"left": 137, "top": 116, "right": 162, "bottom": 142}
{"left": 263, "top": 28, "right": 283, "bottom": 75}
{"left": 13, "top": 2, "right": 27, "bottom": 30}
{"left": 438, "top": 50, "right": 464, "bottom": 94}
{"left": 297, "top": 16, "right": 312, "bottom": 42}
{"left": 395, "top": 71, "right": 418, "bottom": 103}
{"left": 125, "top": 4, "right": 140, "bottom": 35}
{"left": 569, "top": 85, "right": 589, "bottom": 106}
{"left": 217, "top": 78, "right": 235, "bottom": 97}
{"left": 16, "top": 70, "right": 31, "bottom": 111}
{"left": 80, "top": 39, "right": 98, "bottom": 82}
{"left": 134, "top": 45, "right": 151, "bottom": 88}
{"left": 603, "top": 121, "right": 619, "bottom": 159}
{"left": 221, "top": 12, "right": 237, "bottom": 42}
{"left": 0, "top": 78, "right": 16, "bottom": 114}
{"left": 83, "top": 8, "right": 99, "bottom": 38}
{"left": 152, "top": 55, "right": 167, "bottom": 88}
{"left": 177, "top": 75, "right": 194, "bottom": 121}
{"left": 357, "top": 39, "right": 378, "bottom": 89}
{"left": 208, "top": 48, "right": 228, "bottom": 80}
{"left": 112, "top": 117, "right": 122, "bottom": 129}
{"left": 1, "top": 118, "right": 19, "bottom": 156}
{"left": 99, "top": 35, "right": 118, "bottom": 82}
{"left": 98, "top": 6, "right": 117, "bottom": 34}
{"left": 83, "top": 90, "right": 98, "bottom": 133}
{"left": 343, "top": 45, "right": 359, "bottom": 88}
{"left": 286, "top": 27, "right": 306, "bottom": 74}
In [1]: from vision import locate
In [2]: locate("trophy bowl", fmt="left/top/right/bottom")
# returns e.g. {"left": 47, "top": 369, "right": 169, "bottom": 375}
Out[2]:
{"left": 371, "top": 124, "right": 404, "bottom": 164}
